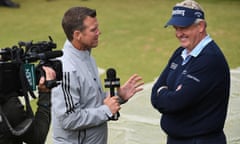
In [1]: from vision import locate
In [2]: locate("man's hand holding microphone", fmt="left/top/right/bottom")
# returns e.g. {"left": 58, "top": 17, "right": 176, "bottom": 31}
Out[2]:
{"left": 104, "top": 68, "right": 144, "bottom": 120}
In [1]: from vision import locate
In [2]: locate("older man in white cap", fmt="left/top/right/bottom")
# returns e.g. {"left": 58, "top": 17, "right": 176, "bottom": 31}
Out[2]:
{"left": 151, "top": 0, "right": 230, "bottom": 144}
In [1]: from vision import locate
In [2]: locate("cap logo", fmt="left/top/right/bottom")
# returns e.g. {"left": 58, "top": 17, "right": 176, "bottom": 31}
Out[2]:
{"left": 171, "top": 6, "right": 204, "bottom": 19}
{"left": 172, "top": 9, "right": 185, "bottom": 16}
{"left": 164, "top": 6, "right": 205, "bottom": 27}
{"left": 194, "top": 11, "right": 203, "bottom": 18}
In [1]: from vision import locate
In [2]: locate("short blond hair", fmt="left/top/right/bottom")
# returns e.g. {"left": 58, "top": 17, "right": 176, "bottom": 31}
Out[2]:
{"left": 176, "top": 0, "right": 204, "bottom": 12}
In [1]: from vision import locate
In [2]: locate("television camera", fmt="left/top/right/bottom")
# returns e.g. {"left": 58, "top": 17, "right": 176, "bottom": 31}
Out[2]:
{"left": 0, "top": 36, "right": 63, "bottom": 136}
{"left": 0, "top": 36, "right": 63, "bottom": 100}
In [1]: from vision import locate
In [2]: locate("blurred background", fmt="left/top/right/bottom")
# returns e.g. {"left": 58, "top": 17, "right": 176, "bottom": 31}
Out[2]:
{"left": 1, "top": 0, "right": 239, "bottom": 143}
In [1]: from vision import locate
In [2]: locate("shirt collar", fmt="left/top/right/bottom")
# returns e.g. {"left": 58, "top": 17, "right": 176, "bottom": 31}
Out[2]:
{"left": 181, "top": 35, "right": 212, "bottom": 59}
{"left": 63, "top": 39, "right": 91, "bottom": 61}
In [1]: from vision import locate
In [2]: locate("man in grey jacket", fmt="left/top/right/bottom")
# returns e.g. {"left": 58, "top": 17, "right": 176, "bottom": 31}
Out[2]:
{"left": 51, "top": 6, "right": 144, "bottom": 144}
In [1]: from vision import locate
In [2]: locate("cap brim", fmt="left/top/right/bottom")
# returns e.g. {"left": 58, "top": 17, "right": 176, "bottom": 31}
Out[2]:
{"left": 164, "top": 17, "right": 196, "bottom": 28}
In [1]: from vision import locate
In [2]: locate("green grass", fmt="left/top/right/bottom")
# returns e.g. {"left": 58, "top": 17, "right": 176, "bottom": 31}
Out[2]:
{"left": 1, "top": 1, "right": 239, "bottom": 141}
{"left": 1, "top": 0, "right": 240, "bottom": 83}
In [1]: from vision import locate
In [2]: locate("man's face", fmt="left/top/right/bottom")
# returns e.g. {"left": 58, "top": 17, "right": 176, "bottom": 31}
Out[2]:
{"left": 79, "top": 16, "right": 101, "bottom": 50}
{"left": 173, "top": 22, "right": 203, "bottom": 52}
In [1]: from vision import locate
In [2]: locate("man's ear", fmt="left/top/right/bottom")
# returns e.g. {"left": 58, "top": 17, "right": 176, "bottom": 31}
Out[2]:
{"left": 73, "top": 30, "right": 82, "bottom": 41}
{"left": 198, "top": 21, "right": 205, "bottom": 33}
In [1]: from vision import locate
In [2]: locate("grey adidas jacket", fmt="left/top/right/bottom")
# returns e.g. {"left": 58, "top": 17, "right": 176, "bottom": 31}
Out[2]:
{"left": 51, "top": 40, "right": 112, "bottom": 144}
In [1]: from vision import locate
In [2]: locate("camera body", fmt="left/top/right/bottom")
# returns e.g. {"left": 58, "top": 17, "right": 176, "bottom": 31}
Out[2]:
{"left": 0, "top": 36, "right": 62, "bottom": 99}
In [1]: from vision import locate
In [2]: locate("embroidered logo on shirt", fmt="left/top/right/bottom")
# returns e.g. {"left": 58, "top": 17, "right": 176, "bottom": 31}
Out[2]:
{"left": 182, "top": 70, "right": 200, "bottom": 82}
{"left": 182, "top": 70, "right": 187, "bottom": 75}
{"left": 186, "top": 74, "right": 200, "bottom": 82}
{"left": 170, "top": 62, "right": 178, "bottom": 70}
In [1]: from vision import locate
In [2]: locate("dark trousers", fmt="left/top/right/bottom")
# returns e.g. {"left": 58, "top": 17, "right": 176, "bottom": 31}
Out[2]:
{"left": 167, "top": 131, "right": 226, "bottom": 144}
